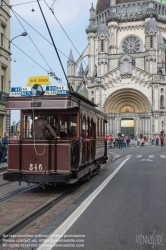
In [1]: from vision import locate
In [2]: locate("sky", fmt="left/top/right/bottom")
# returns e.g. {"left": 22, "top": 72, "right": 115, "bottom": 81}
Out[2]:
{"left": 9, "top": 0, "right": 97, "bottom": 123}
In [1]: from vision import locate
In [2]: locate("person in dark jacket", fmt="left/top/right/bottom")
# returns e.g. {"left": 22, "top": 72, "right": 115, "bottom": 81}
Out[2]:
{"left": 118, "top": 137, "right": 122, "bottom": 149}
{"left": 1, "top": 132, "right": 9, "bottom": 164}
{"left": 31, "top": 115, "right": 58, "bottom": 139}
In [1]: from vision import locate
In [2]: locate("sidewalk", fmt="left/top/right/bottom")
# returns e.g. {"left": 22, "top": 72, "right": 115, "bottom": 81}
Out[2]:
{"left": 0, "top": 163, "right": 8, "bottom": 169}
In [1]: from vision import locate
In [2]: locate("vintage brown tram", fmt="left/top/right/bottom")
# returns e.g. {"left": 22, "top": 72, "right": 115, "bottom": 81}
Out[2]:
{"left": 3, "top": 91, "right": 108, "bottom": 186}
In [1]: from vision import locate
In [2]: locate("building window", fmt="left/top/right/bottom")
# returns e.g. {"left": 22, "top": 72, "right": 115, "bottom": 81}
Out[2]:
{"left": 158, "top": 5, "right": 161, "bottom": 14}
{"left": 127, "top": 5, "right": 131, "bottom": 15}
{"left": 150, "top": 36, "right": 153, "bottom": 48}
{"left": 132, "top": 4, "right": 136, "bottom": 14}
{"left": 142, "top": 3, "right": 147, "bottom": 13}
{"left": 0, "top": 25, "right": 5, "bottom": 47}
{"left": 162, "top": 7, "right": 165, "bottom": 15}
{"left": 161, "top": 88, "right": 164, "bottom": 93}
{"left": 137, "top": 4, "right": 141, "bottom": 14}
{"left": 122, "top": 6, "right": 126, "bottom": 16}
{"left": 117, "top": 6, "right": 121, "bottom": 15}
{"left": 0, "top": 0, "right": 3, "bottom": 6}
{"left": 101, "top": 39, "right": 104, "bottom": 52}
{"left": 122, "top": 36, "right": 141, "bottom": 53}
{"left": 160, "top": 95, "right": 164, "bottom": 107}
{"left": 1, "top": 67, "right": 5, "bottom": 92}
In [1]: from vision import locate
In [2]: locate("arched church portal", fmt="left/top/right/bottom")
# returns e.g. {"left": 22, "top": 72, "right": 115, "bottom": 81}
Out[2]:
{"left": 104, "top": 89, "right": 151, "bottom": 136}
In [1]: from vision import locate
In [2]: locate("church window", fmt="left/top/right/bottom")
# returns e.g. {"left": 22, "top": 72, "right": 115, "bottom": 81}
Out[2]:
{"left": 117, "top": 6, "right": 121, "bottom": 15}
{"left": 150, "top": 36, "right": 153, "bottom": 49}
{"left": 122, "top": 36, "right": 141, "bottom": 53}
{"left": 122, "top": 6, "right": 126, "bottom": 16}
{"left": 142, "top": 3, "right": 147, "bottom": 13}
{"left": 101, "top": 39, "right": 104, "bottom": 52}
{"left": 160, "top": 95, "right": 164, "bottom": 107}
{"left": 137, "top": 4, "right": 141, "bottom": 14}
{"left": 127, "top": 5, "right": 131, "bottom": 15}
{"left": 158, "top": 6, "right": 161, "bottom": 14}
{"left": 162, "top": 7, "right": 165, "bottom": 15}
{"left": 161, "top": 88, "right": 164, "bottom": 93}
{"left": 155, "top": 4, "right": 158, "bottom": 13}
{"left": 132, "top": 4, "right": 136, "bottom": 14}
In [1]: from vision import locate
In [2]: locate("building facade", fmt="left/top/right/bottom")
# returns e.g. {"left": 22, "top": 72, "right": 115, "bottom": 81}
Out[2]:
{"left": 67, "top": 0, "right": 166, "bottom": 138}
{"left": 0, "top": 0, "right": 10, "bottom": 136}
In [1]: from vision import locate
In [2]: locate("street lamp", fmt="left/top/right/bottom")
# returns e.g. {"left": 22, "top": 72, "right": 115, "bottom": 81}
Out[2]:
{"left": 9, "top": 32, "right": 27, "bottom": 49}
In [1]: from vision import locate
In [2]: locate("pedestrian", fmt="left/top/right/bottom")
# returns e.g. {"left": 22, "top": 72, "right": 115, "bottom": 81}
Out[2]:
{"left": 113, "top": 138, "right": 116, "bottom": 148}
{"left": 137, "top": 137, "right": 140, "bottom": 147}
{"left": 1, "top": 132, "right": 9, "bottom": 164}
{"left": 160, "top": 136, "right": 164, "bottom": 147}
{"left": 151, "top": 136, "right": 155, "bottom": 146}
{"left": 118, "top": 137, "right": 122, "bottom": 149}
{"left": 126, "top": 138, "right": 130, "bottom": 147}
{"left": 141, "top": 137, "right": 145, "bottom": 147}
{"left": 156, "top": 137, "right": 159, "bottom": 146}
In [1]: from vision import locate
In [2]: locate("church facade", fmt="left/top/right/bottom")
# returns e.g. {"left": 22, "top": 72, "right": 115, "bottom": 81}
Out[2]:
{"left": 67, "top": 0, "right": 166, "bottom": 138}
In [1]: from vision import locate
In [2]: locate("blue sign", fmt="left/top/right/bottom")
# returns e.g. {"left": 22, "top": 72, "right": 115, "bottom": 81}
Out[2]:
{"left": 11, "top": 87, "right": 22, "bottom": 92}
{"left": 21, "top": 91, "right": 32, "bottom": 96}
{"left": 56, "top": 90, "right": 69, "bottom": 95}
{"left": 46, "top": 86, "right": 57, "bottom": 91}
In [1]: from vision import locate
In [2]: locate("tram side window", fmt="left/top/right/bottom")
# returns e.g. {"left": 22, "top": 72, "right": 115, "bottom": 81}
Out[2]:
{"left": 60, "top": 114, "right": 77, "bottom": 138}
{"left": 96, "top": 118, "right": 99, "bottom": 137}
{"left": 82, "top": 116, "right": 87, "bottom": 139}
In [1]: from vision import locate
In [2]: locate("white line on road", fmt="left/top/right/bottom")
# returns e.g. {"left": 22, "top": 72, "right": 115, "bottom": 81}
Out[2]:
{"left": 149, "top": 155, "right": 154, "bottom": 158}
{"left": 160, "top": 155, "right": 166, "bottom": 158}
{"left": 37, "top": 158, "right": 130, "bottom": 250}
{"left": 137, "top": 155, "right": 142, "bottom": 158}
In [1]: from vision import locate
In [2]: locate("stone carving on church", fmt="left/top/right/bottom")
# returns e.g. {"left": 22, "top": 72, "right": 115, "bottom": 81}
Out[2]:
{"left": 119, "top": 55, "right": 134, "bottom": 75}
{"left": 145, "top": 18, "right": 158, "bottom": 35}
{"left": 97, "top": 22, "right": 109, "bottom": 38}
{"left": 122, "top": 36, "right": 141, "bottom": 53}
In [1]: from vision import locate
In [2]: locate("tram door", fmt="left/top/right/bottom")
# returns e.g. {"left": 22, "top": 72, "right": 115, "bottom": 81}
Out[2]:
{"left": 121, "top": 119, "right": 134, "bottom": 137}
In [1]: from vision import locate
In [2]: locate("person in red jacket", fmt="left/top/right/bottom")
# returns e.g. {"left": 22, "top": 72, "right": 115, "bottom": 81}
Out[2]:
{"left": 160, "top": 136, "right": 164, "bottom": 147}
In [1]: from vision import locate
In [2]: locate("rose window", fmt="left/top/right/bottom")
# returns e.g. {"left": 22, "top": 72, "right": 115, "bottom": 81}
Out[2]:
{"left": 122, "top": 36, "right": 141, "bottom": 53}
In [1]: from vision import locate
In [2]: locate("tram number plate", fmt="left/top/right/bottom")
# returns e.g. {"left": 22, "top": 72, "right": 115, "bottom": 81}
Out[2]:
{"left": 29, "top": 164, "right": 43, "bottom": 171}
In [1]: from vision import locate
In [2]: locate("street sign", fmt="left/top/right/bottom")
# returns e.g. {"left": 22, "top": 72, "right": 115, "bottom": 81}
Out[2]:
{"left": 11, "top": 87, "right": 22, "bottom": 92}
{"left": 56, "top": 90, "right": 69, "bottom": 95}
{"left": 10, "top": 92, "right": 21, "bottom": 96}
{"left": 21, "top": 91, "right": 32, "bottom": 96}
{"left": 46, "top": 86, "right": 56, "bottom": 91}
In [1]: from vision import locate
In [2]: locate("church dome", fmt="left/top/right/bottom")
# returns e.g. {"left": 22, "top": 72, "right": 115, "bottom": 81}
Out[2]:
{"left": 96, "top": 0, "right": 137, "bottom": 15}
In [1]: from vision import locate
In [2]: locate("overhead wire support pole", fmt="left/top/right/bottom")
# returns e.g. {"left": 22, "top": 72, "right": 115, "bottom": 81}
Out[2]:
{"left": 37, "top": 0, "right": 71, "bottom": 91}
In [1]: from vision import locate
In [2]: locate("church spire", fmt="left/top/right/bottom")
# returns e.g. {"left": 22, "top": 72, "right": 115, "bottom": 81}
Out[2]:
{"left": 78, "top": 62, "right": 84, "bottom": 76}
{"left": 67, "top": 49, "right": 75, "bottom": 65}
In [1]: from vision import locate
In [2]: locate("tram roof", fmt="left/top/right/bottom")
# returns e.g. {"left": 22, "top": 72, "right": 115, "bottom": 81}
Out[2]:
{"left": 5, "top": 91, "right": 98, "bottom": 110}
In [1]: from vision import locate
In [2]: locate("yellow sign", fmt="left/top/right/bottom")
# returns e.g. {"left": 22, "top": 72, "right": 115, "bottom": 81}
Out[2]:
{"left": 121, "top": 120, "right": 134, "bottom": 128}
{"left": 26, "top": 76, "right": 51, "bottom": 86}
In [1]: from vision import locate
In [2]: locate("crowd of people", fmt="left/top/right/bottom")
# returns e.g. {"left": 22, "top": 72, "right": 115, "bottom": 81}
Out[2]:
{"left": 107, "top": 134, "right": 165, "bottom": 149}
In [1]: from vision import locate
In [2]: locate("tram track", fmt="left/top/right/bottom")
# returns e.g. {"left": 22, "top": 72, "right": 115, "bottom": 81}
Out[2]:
{"left": 0, "top": 184, "right": 38, "bottom": 203}
{"left": 0, "top": 184, "right": 81, "bottom": 243}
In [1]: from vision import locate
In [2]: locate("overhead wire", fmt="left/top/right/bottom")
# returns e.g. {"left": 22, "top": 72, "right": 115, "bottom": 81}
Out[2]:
{"left": 3, "top": 0, "right": 88, "bottom": 78}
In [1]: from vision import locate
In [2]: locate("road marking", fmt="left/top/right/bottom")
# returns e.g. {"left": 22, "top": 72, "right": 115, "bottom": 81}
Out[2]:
{"left": 126, "top": 155, "right": 132, "bottom": 158}
{"left": 37, "top": 158, "right": 130, "bottom": 250}
{"left": 140, "top": 159, "right": 153, "bottom": 162}
{"left": 149, "top": 155, "right": 154, "bottom": 158}
{"left": 160, "top": 155, "right": 166, "bottom": 158}
{"left": 137, "top": 155, "right": 142, "bottom": 158}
